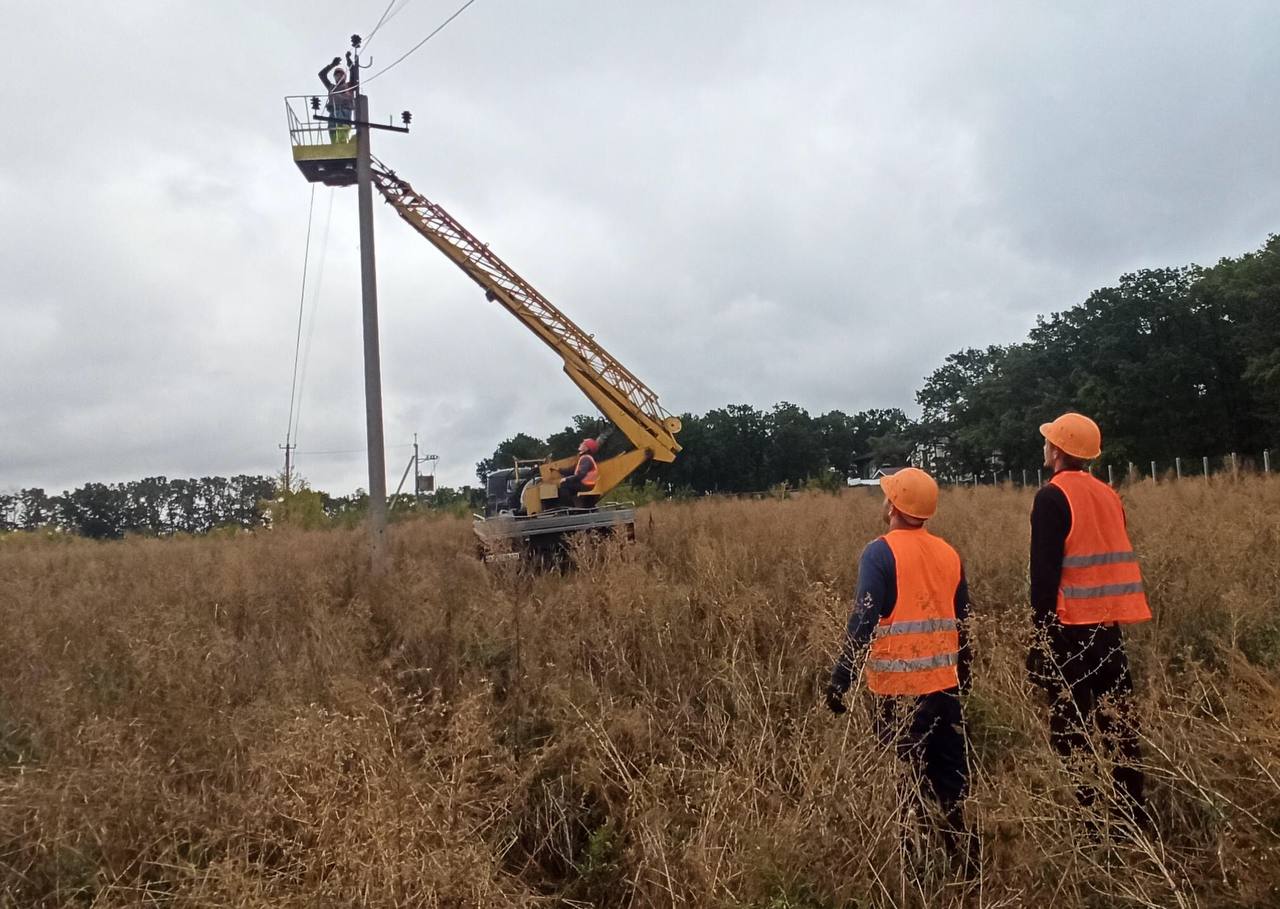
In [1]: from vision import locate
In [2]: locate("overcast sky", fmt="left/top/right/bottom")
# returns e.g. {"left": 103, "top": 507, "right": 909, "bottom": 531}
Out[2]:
{"left": 4, "top": 1, "right": 1277, "bottom": 494}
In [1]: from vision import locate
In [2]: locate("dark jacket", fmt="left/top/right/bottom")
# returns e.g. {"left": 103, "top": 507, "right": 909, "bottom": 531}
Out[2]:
{"left": 318, "top": 58, "right": 357, "bottom": 113}
{"left": 830, "top": 535, "right": 971, "bottom": 696}
{"left": 1027, "top": 468, "right": 1129, "bottom": 689}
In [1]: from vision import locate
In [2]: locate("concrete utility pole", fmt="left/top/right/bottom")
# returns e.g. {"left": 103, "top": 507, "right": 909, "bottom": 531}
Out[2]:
{"left": 356, "top": 90, "right": 388, "bottom": 568}
{"left": 279, "top": 441, "right": 295, "bottom": 494}
{"left": 413, "top": 434, "right": 420, "bottom": 503}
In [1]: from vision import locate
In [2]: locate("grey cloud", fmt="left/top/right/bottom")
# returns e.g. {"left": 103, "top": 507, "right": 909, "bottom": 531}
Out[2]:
{"left": 4, "top": 1, "right": 1276, "bottom": 494}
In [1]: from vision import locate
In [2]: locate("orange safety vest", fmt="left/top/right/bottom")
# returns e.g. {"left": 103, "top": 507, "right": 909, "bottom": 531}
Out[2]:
{"left": 1050, "top": 471, "right": 1151, "bottom": 626}
{"left": 866, "top": 529, "right": 963, "bottom": 696}
{"left": 577, "top": 454, "right": 599, "bottom": 488}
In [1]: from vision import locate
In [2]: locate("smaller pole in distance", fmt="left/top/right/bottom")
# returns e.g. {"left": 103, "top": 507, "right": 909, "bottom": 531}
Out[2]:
{"left": 1107, "top": 464, "right": 1114, "bottom": 485}
{"left": 279, "top": 442, "right": 296, "bottom": 494}
{"left": 1175, "top": 456, "right": 1182, "bottom": 479}
{"left": 1150, "top": 460, "right": 1157, "bottom": 483}
{"left": 413, "top": 433, "right": 421, "bottom": 505}
{"left": 1265, "top": 449, "right": 1271, "bottom": 475}
{"left": 1203, "top": 455, "right": 1210, "bottom": 481}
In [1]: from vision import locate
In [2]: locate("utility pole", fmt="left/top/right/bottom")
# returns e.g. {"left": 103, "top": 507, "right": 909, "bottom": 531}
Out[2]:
{"left": 291, "top": 35, "right": 409, "bottom": 570}
{"left": 413, "top": 433, "right": 421, "bottom": 505}
{"left": 356, "top": 81, "right": 388, "bottom": 567}
{"left": 279, "top": 441, "right": 296, "bottom": 494}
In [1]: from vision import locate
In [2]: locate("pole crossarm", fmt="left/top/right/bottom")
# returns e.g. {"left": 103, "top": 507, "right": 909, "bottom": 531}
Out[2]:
{"left": 369, "top": 159, "right": 680, "bottom": 461}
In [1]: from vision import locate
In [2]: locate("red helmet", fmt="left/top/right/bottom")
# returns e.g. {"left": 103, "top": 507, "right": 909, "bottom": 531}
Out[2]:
{"left": 578, "top": 438, "right": 599, "bottom": 455}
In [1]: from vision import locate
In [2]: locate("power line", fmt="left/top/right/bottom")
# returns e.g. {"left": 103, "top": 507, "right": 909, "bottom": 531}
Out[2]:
{"left": 362, "top": 0, "right": 399, "bottom": 52}
{"left": 360, "top": 0, "right": 480, "bottom": 87}
{"left": 379, "top": 0, "right": 418, "bottom": 32}
{"left": 290, "top": 188, "right": 336, "bottom": 453}
{"left": 297, "top": 444, "right": 414, "bottom": 456}
{"left": 285, "top": 185, "right": 317, "bottom": 451}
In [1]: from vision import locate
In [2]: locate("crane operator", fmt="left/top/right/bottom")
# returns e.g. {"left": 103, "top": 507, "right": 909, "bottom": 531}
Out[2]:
{"left": 559, "top": 439, "right": 600, "bottom": 505}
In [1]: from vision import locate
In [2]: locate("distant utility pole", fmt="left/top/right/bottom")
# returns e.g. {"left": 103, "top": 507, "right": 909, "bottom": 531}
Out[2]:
{"left": 278, "top": 441, "right": 296, "bottom": 494}
{"left": 413, "top": 433, "right": 421, "bottom": 504}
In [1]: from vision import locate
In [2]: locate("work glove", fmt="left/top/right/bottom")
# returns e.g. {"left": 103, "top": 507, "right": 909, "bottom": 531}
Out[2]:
{"left": 824, "top": 683, "right": 847, "bottom": 715}
{"left": 330, "top": 56, "right": 342, "bottom": 67}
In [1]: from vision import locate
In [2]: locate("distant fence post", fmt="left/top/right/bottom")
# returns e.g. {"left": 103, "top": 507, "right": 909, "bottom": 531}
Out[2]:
{"left": 1175, "top": 456, "right": 1182, "bottom": 479}
{"left": 1107, "top": 464, "right": 1114, "bottom": 485}
{"left": 1022, "top": 469, "right": 1028, "bottom": 487}
{"left": 1128, "top": 461, "right": 1136, "bottom": 483}
{"left": 1231, "top": 452, "right": 1239, "bottom": 480}
{"left": 1266, "top": 449, "right": 1271, "bottom": 475}
{"left": 1037, "top": 468, "right": 1043, "bottom": 486}
{"left": 1203, "top": 455, "right": 1210, "bottom": 482}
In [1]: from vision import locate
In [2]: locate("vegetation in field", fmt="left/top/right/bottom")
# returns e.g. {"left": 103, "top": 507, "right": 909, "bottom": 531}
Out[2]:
{"left": 1, "top": 480, "right": 1277, "bottom": 906}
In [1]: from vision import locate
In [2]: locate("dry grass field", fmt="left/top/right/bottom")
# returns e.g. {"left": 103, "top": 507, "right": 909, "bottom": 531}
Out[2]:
{"left": 1, "top": 479, "right": 1278, "bottom": 907}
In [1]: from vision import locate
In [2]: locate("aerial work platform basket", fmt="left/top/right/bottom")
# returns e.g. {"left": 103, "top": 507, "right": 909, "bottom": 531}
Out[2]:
{"left": 285, "top": 95, "right": 357, "bottom": 187}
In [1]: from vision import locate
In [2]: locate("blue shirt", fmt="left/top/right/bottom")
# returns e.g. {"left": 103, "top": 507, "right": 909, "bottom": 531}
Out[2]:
{"left": 830, "top": 534, "right": 971, "bottom": 695}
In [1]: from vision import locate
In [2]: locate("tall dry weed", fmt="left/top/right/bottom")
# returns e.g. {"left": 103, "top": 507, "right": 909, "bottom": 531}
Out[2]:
{"left": 0, "top": 480, "right": 1277, "bottom": 906}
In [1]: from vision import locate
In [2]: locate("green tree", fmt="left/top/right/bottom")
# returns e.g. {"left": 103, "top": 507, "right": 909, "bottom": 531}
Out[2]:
{"left": 59, "top": 483, "right": 127, "bottom": 539}
{"left": 475, "top": 433, "right": 550, "bottom": 484}
{"left": 765, "top": 402, "right": 827, "bottom": 486}
{"left": 18, "top": 488, "right": 57, "bottom": 530}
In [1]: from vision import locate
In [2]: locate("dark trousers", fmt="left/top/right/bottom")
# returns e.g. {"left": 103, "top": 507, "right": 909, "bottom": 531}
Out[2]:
{"left": 558, "top": 475, "right": 595, "bottom": 505}
{"left": 1036, "top": 625, "right": 1147, "bottom": 823}
{"left": 876, "top": 689, "right": 973, "bottom": 865}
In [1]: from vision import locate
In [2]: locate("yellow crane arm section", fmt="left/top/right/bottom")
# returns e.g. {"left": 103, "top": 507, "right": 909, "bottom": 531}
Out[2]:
{"left": 369, "top": 160, "right": 681, "bottom": 503}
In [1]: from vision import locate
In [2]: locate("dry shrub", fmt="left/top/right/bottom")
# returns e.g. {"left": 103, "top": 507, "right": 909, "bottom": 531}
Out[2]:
{"left": 1, "top": 479, "right": 1278, "bottom": 906}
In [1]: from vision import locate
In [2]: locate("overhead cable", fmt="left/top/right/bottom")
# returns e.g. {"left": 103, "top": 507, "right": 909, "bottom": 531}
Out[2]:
{"left": 285, "top": 185, "right": 317, "bottom": 452}
{"left": 297, "top": 444, "right": 414, "bottom": 456}
{"left": 290, "top": 188, "right": 336, "bottom": 454}
{"left": 360, "top": 0, "right": 480, "bottom": 87}
{"left": 362, "top": 0, "right": 399, "bottom": 52}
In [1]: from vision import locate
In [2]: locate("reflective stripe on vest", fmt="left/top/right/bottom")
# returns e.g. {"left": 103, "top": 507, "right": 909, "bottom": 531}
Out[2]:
{"left": 868, "top": 651, "right": 959, "bottom": 673}
{"left": 1050, "top": 471, "right": 1152, "bottom": 626}
{"left": 865, "top": 529, "right": 962, "bottom": 696}
{"left": 578, "top": 454, "right": 599, "bottom": 487}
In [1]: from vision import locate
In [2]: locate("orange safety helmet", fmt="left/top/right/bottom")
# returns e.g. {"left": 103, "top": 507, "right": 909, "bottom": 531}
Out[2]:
{"left": 880, "top": 467, "right": 939, "bottom": 520}
{"left": 578, "top": 438, "right": 600, "bottom": 455}
{"left": 1040, "top": 412, "right": 1102, "bottom": 460}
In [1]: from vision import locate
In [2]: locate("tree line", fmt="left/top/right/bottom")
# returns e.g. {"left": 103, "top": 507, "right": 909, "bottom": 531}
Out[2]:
{"left": 6, "top": 236, "right": 1276, "bottom": 536}
{"left": 480, "top": 234, "right": 1280, "bottom": 490}
{"left": 0, "top": 476, "right": 278, "bottom": 539}
{"left": 912, "top": 234, "right": 1279, "bottom": 478}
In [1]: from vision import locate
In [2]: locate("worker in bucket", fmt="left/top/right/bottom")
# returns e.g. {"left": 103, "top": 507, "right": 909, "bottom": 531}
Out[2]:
{"left": 1028, "top": 413, "right": 1151, "bottom": 830}
{"left": 318, "top": 52, "right": 357, "bottom": 143}
{"left": 558, "top": 438, "right": 600, "bottom": 505}
{"left": 826, "top": 467, "right": 975, "bottom": 870}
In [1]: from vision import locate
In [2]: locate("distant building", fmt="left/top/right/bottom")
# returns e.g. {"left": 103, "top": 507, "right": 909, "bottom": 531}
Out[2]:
{"left": 872, "top": 466, "right": 908, "bottom": 479}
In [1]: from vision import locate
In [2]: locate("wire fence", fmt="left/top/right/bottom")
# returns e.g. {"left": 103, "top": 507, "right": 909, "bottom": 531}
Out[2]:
{"left": 948, "top": 449, "right": 1273, "bottom": 488}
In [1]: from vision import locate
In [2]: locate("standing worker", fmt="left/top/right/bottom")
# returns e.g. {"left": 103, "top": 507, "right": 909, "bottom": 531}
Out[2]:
{"left": 827, "top": 467, "right": 975, "bottom": 870}
{"left": 1029, "top": 412, "right": 1151, "bottom": 829}
{"left": 558, "top": 438, "right": 600, "bottom": 505}
{"left": 318, "top": 51, "right": 358, "bottom": 143}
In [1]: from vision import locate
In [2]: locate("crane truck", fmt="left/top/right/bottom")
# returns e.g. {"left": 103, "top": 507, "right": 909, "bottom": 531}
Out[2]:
{"left": 367, "top": 160, "right": 682, "bottom": 558}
